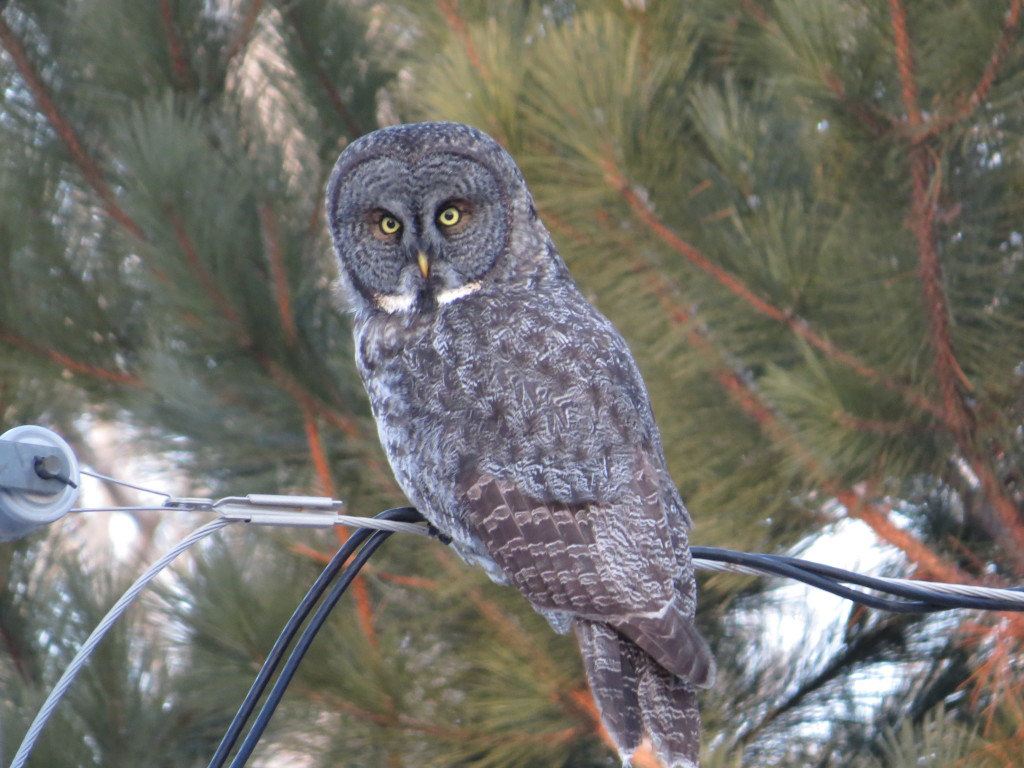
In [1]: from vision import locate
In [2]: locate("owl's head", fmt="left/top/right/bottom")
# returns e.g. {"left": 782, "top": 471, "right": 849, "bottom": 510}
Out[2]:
{"left": 326, "top": 122, "right": 551, "bottom": 315}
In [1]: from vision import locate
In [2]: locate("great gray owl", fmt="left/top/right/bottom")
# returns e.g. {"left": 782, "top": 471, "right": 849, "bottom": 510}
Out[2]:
{"left": 326, "top": 122, "right": 715, "bottom": 768}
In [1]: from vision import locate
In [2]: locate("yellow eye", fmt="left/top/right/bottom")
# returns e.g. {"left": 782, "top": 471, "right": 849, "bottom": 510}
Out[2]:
{"left": 437, "top": 206, "right": 461, "bottom": 227}
{"left": 379, "top": 215, "right": 401, "bottom": 235}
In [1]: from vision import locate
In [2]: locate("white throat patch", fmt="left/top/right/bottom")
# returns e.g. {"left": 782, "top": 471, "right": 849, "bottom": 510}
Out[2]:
{"left": 374, "top": 292, "right": 416, "bottom": 314}
{"left": 374, "top": 282, "right": 483, "bottom": 314}
{"left": 436, "top": 281, "right": 483, "bottom": 305}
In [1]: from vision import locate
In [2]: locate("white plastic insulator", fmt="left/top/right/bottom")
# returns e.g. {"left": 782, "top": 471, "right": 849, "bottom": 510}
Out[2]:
{"left": 0, "top": 425, "right": 81, "bottom": 541}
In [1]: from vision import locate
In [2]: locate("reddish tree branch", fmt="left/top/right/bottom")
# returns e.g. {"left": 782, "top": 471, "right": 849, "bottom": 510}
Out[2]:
{"left": 436, "top": 0, "right": 482, "bottom": 71}
{"left": 167, "top": 207, "right": 398, "bottom": 497}
{"left": 263, "top": 355, "right": 398, "bottom": 495}
{"left": 0, "top": 326, "right": 139, "bottom": 385}
{"left": 973, "top": 458, "right": 1024, "bottom": 570}
{"left": 887, "top": 4, "right": 1024, "bottom": 567}
{"left": 371, "top": 571, "right": 440, "bottom": 590}
{"left": 303, "top": 406, "right": 336, "bottom": 499}
{"left": 224, "top": 0, "right": 264, "bottom": 69}
{"left": 0, "top": 14, "right": 145, "bottom": 240}
{"left": 921, "top": 0, "right": 1024, "bottom": 140}
{"left": 258, "top": 202, "right": 298, "bottom": 344}
{"left": 434, "top": 0, "right": 511, "bottom": 145}
{"left": 158, "top": 0, "right": 193, "bottom": 91}
{"left": 831, "top": 409, "right": 928, "bottom": 435}
{"left": 302, "top": 407, "right": 380, "bottom": 650}
{"left": 836, "top": 490, "right": 976, "bottom": 584}
{"left": 961, "top": 0, "right": 1023, "bottom": 112}
{"left": 889, "top": 0, "right": 921, "bottom": 127}
{"left": 281, "top": 7, "right": 363, "bottom": 140}
{"left": 822, "top": 73, "right": 893, "bottom": 136}
{"left": 631, "top": 250, "right": 979, "bottom": 585}
{"left": 600, "top": 160, "right": 949, "bottom": 426}
{"left": 167, "top": 208, "right": 246, "bottom": 330}
{"left": 909, "top": 148, "right": 974, "bottom": 437}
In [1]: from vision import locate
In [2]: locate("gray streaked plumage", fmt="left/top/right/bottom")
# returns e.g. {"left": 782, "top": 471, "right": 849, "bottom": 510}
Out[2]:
{"left": 326, "top": 121, "right": 715, "bottom": 767}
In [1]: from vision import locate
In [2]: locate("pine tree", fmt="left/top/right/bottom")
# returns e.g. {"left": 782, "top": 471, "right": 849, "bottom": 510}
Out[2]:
{"left": 1, "top": 1, "right": 1023, "bottom": 767}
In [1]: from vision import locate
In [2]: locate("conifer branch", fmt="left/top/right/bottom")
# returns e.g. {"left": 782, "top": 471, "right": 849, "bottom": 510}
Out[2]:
{"left": 0, "top": 326, "right": 140, "bottom": 386}
{"left": 908, "top": 148, "right": 973, "bottom": 443}
{"left": 287, "top": 544, "right": 441, "bottom": 594}
{"left": 754, "top": 4, "right": 893, "bottom": 135}
{"left": 303, "top": 406, "right": 336, "bottom": 498}
{"left": 436, "top": 0, "right": 481, "bottom": 71}
{"left": 158, "top": 0, "right": 194, "bottom": 92}
{"left": 889, "top": 0, "right": 922, "bottom": 128}
{"left": 963, "top": 618, "right": 1024, "bottom": 726}
{"left": 167, "top": 205, "right": 398, "bottom": 498}
{"left": 351, "top": 572, "right": 379, "bottom": 650}
{"left": 258, "top": 202, "right": 298, "bottom": 344}
{"left": 963, "top": 0, "right": 1023, "bottom": 113}
{"left": 831, "top": 410, "right": 929, "bottom": 435}
{"left": 301, "top": 404, "right": 381, "bottom": 650}
{"left": 224, "top": 0, "right": 263, "bottom": 69}
{"left": 370, "top": 570, "right": 439, "bottom": 590}
{"left": 299, "top": 685, "right": 417, "bottom": 730}
{"left": 280, "top": 7, "right": 363, "bottom": 140}
{"left": 289, "top": 540, "right": 332, "bottom": 564}
{"left": 733, "top": 613, "right": 913, "bottom": 750}
{"left": 971, "top": 459, "right": 1024, "bottom": 573}
{"left": 600, "top": 159, "right": 949, "bottom": 426}
{"left": 263, "top": 355, "right": 398, "bottom": 494}
{"left": 633, "top": 259, "right": 977, "bottom": 586}
{"left": 434, "top": 0, "right": 510, "bottom": 145}
{"left": 0, "top": 615, "right": 37, "bottom": 684}
{"left": 836, "top": 489, "right": 977, "bottom": 585}
{"left": 263, "top": 356, "right": 356, "bottom": 438}
{"left": 607, "top": 221, "right": 987, "bottom": 628}
{"left": 0, "top": 14, "right": 145, "bottom": 241}
{"left": 821, "top": 73, "right": 893, "bottom": 136}
{"left": 920, "top": 0, "right": 1023, "bottom": 141}
{"left": 167, "top": 207, "right": 247, "bottom": 331}
{"left": 888, "top": 5, "right": 1024, "bottom": 567}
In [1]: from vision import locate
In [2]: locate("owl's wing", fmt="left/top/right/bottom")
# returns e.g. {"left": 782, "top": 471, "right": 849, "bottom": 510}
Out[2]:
{"left": 459, "top": 459, "right": 715, "bottom": 689}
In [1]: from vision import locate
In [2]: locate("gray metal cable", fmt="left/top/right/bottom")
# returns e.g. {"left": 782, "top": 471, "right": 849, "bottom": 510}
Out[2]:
{"left": 8, "top": 518, "right": 233, "bottom": 768}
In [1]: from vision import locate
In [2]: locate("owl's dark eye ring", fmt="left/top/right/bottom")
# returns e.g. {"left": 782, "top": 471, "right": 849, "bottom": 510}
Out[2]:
{"left": 437, "top": 205, "right": 461, "bottom": 228}
{"left": 379, "top": 215, "right": 401, "bottom": 235}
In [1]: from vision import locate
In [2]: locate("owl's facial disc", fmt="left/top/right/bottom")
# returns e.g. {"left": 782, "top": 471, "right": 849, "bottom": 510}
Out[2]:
{"left": 329, "top": 149, "right": 512, "bottom": 315}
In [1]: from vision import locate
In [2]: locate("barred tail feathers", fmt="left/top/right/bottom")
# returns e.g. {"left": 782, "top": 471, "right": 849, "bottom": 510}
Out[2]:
{"left": 576, "top": 619, "right": 702, "bottom": 768}
{"left": 574, "top": 620, "right": 643, "bottom": 762}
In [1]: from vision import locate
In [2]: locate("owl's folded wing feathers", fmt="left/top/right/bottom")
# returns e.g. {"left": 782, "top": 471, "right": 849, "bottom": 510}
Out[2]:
{"left": 459, "top": 466, "right": 715, "bottom": 689}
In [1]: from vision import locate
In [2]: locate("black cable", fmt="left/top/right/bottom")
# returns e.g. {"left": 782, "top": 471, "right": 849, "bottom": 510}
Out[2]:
{"left": 226, "top": 528, "right": 394, "bottom": 767}
{"left": 210, "top": 510, "right": 1024, "bottom": 767}
{"left": 208, "top": 507, "right": 420, "bottom": 768}
{"left": 692, "top": 547, "right": 1024, "bottom": 613}
{"left": 692, "top": 547, "right": 941, "bottom": 613}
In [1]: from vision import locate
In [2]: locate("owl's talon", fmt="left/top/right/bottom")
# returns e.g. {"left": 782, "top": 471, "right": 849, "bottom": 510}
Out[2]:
{"left": 426, "top": 524, "right": 453, "bottom": 545}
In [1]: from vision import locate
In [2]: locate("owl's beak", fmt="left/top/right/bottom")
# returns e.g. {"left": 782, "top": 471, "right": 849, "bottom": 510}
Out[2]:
{"left": 417, "top": 251, "right": 431, "bottom": 279}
